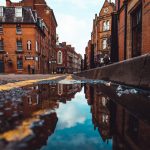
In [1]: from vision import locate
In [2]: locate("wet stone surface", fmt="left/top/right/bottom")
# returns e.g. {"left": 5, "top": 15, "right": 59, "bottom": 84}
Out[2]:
{"left": 0, "top": 80, "right": 149, "bottom": 150}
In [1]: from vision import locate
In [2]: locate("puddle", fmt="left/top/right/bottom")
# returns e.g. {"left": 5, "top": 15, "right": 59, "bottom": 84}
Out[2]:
{"left": 0, "top": 80, "right": 149, "bottom": 150}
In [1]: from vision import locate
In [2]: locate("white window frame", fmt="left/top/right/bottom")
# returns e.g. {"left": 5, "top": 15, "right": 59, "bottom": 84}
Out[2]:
{"left": 103, "top": 21, "right": 107, "bottom": 31}
{"left": 36, "top": 41, "right": 38, "bottom": 52}
{"left": 27, "top": 40, "right": 32, "bottom": 50}
{"left": 102, "top": 39, "right": 107, "bottom": 49}
{"left": 106, "top": 21, "right": 110, "bottom": 30}
{"left": 57, "top": 51, "right": 63, "bottom": 64}
{"left": 15, "top": 7, "right": 22, "bottom": 18}
{"left": 0, "top": 7, "right": 3, "bottom": 17}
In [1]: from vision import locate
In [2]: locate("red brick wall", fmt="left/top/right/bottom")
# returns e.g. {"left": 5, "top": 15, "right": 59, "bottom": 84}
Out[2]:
{"left": 118, "top": 10, "right": 125, "bottom": 61}
{"left": 142, "top": 1, "right": 150, "bottom": 54}
{"left": 1, "top": 24, "right": 36, "bottom": 73}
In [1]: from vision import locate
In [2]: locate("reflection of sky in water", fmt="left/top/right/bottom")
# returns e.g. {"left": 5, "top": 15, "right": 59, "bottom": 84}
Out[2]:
{"left": 41, "top": 89, "right": 112, "bottom": 150}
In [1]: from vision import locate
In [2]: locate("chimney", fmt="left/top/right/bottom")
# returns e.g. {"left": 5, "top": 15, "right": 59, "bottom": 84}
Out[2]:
{"left": 6, "top": 0, "right": 11, "bottom": 6}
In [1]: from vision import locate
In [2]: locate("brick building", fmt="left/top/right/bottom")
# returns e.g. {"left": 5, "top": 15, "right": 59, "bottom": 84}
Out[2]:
{"left": 85, "top": 0, "right": 115, "bottom": 69}
{"left": 111, "top": 0, "right": 150, "bottom": 61}
{"left": 56, "top": 42, "right": 82, "bottom": 74}
{"left": 0, "top": 0, "right": 57, "bottom": 74}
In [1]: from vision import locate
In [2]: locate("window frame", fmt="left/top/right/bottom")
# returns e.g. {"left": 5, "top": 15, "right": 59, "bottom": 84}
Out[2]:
{"left": 106, "top": 21, "right": 110, "bottom": 30}
{"left": 0, "top": 39, "right": 4, "bottom": 51}
{"left": 16, "top": 24, "right": 22, "bottom": 34}
{"left": 102, "top": 39, "right": 107, "bottom": 50}
{"left": 0, "top": 7, "right": 3, "bottom": 17}
{"left": 27, "top": 40, "right": 32, "bottom": 50}
{"left": 131, "top": 4, "right": 142, "bottom": 57}
{"left": 103, "top": 21, "right": 107, "bottom": 31}
{"left": 0, "top": 24, "right": 3, "bottom": 34}
{"left": 15, "top": 7, "right": 22, "bottom": 18}
{"left": 57, "top": 51, "right": 63, "bottom": 64}
{"left": 17, "top": 58, "right": 23, "bottom": 70}
{"left": 17, "top": 40, "right": 23, "bottom": 51}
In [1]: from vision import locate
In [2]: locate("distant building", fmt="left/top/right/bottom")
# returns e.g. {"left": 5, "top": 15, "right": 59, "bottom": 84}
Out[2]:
{"left": 56, "top": 42, "right": 82, "bottom": 74}
{"left": 0, "top": 0, "right": 57, "bottom": 74}
{"left": 85, "top": 0, "right": 115, "bottom": 69}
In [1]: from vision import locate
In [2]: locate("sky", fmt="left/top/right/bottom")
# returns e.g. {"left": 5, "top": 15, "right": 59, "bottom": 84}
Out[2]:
{"left": 1, "top": 0, "right": 115, "bottom": 57}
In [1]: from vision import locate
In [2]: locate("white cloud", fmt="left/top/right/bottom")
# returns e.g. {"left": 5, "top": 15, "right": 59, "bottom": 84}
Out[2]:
{"left": 57, "top": 14, "right": 90, "bottom": 56}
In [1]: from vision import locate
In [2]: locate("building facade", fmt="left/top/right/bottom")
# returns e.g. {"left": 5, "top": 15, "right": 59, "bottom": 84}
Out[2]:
{"left": 56, "top": 42, "right": 82, "bottom": 74}
{"left": 112, "top": 0, "right": 150, "bottom": 61}
{"left": 85, "top": 0, "right": 115, "bottom": 69}
{"left": 0, "top": 0, "right": 57, "bottom": 74}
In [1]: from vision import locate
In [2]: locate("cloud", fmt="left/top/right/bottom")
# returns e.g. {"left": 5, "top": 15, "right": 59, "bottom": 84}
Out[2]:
{"left": 56, "top": 14, "right": 90, "bottom": 56}
{"left": 56, "top": 89, "right": 89, "bottom": 130}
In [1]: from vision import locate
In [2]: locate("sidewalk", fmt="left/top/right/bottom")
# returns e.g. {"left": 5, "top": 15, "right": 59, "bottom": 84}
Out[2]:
{"left": 0, "top": 74, "right": 66, "bottom": 91}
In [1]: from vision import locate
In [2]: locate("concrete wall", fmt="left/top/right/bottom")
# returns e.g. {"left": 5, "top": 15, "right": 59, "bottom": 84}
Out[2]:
{"left": 76, "top": 54, "right": 150, "bottom": 90}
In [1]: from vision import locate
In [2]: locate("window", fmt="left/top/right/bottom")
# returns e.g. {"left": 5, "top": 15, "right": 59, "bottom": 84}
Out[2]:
{"left": 27, "top": 40, "right": 32, "bottom": 50}
{"left": 57, "top": 51, "right": 63, "bottom": 64}
{"left": 106, "top": 21, "right": 110, "bottom": 30}
{"left": 132, "top": 5, "right": 142, "bottom": 57}
{"left": 0, "top": 40, "right": 4, "bottom": 51}
{"left": 58, "top": 84, "right": 63, "bottom": 95}
{"left": 15, "top": 7, "right": 22, "bottom": 18}
{"left": 17, "top": 40, "right": 22, "bottom": 51}
{"left": 17, "top": 58, "right": 23, "bottom": 69}
{"left": 16, "top": 24, "right": 22, "bottom": 34}
{"left": 103, "top": 21, "right": 107, "bottom": 31}
{"left": 0, "top": 7, "right": 3, "bottom": 17}
{"left": 102, "top": 39, "right": 107, "bottom": 49}
{"left": 0, "top": 24, "right": 3, "bottom": 34}
{"left": 103, "top": 21, "right": 110, "bottom": 31}
{"left": 36, "top": 41, "right": 38, "bottom": 52}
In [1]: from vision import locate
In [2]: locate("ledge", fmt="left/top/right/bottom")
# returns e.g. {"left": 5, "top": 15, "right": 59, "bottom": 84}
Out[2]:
{"left": 75, "top": 54, "right": 150, "bottom": 90}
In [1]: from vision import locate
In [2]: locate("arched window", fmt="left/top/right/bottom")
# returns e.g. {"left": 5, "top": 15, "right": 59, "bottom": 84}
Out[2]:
{"left": 58, "top": 84, "right": 63, "bottom": 95}
{"left": 102, "top": 39, "right": 107, "bottom": 49}
{"left": 57, "top": 51, "right": 63, "bottom": 64}
{"left": 27, "top": 41, "right": 32, "bottom": 50}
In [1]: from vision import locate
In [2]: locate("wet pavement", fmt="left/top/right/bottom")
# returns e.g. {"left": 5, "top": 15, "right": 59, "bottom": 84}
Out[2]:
{"left": 0, "top": 79, "right": 150, "bottom": 150}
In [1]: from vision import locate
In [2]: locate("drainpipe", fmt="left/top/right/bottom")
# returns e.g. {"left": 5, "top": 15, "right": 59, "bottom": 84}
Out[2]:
{"left": 124, "top": 0, "right": 128, "bottom": 60}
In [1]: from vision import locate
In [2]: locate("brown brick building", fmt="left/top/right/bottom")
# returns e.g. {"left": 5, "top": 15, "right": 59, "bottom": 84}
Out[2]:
{"left": 111, "top": 0, "right": 150, "bottom": 61}
{"left": 56, "top": 42, "right": 82, "bottom": 74}
{"left": 0, "top": 0, "right": 57, "bottom": 74}
{"left": 85, "top": 0, "right": 115, "bottom": 69}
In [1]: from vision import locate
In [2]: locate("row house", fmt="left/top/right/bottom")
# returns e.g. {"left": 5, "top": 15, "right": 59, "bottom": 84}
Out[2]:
{"left": 111, "top": 0, "right": 150, "bottom": 61}
{"left": 0, "top": 0, "right": 57, "bottom": 74}
{"left": 0, "top": 6, "right": 49, "bottom": 74}
{"left": 56, "top": 42, "right": 82, "bottom": 74}
{"left": 85, "top": 0, "right": 115, "bottom": 69}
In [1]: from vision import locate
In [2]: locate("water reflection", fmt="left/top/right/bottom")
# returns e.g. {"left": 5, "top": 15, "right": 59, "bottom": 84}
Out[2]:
{"left": 85, "top": 84, "right": 150, "bottom": 150}
{"left": 0, "top": 83, "right": 82, "bottom": 150}
{"left": 0, "top": 82, "right": 149, "bottom": 150}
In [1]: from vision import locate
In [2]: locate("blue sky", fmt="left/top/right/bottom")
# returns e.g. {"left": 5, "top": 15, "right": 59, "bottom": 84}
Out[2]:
{"left": 1, "top": 0, "right": 115, "bottom": 56}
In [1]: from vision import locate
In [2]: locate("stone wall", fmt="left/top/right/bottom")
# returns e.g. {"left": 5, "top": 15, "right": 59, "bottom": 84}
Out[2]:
{"left": 76, "top": 54, "right": 150, "bottom": 90}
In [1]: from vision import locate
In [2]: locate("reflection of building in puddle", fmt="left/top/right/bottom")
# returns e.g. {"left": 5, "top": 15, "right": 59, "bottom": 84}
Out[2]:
{"left": 0, "top": 83, "right": 82, "bottom": 149}
{"left": 88, "top": 85, "right": 111, "bottom": 142}
{"left": 113, "top": 103, "right": 150, "bottom": 150}
{"left": 0, "top": 112, "right": 58, "bottom": 150}
{"left": 84, "top": 84, "right": 94, "bottom": 105}
{"left": 86, "top": 84, "right": 150, "bottom": 150}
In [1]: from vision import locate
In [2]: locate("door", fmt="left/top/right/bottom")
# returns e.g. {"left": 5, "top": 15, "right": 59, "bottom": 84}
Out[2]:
{"left": 0, "top": 60, "right": 4, "bottom": 73}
